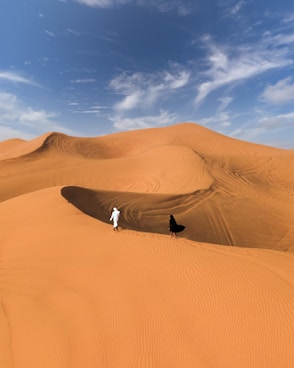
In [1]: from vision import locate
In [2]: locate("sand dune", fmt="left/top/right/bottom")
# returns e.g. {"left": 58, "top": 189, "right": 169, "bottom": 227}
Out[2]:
{"left": 0, "top": 123, "right": 293, "bottom": 250}
{"left": 0, "top": 123, "right": 293, "bottom": 367}
{"left": 0, "top": 133, "right": 52, "bottom": 161}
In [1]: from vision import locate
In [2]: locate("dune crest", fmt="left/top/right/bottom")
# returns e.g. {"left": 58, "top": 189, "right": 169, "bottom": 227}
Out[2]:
{"left": 1, "top": 123, "right": 293, "bottom": 250}
{"left": 0, "top": 187, "right": 293, "bottom": 367}
{"left": 0, "top": 133, "right": 51, "bottom": 160}
{"left": 0, "top": 122, "right": 287, "bottom": 161}
{"left": 1, "top": 123, "right": 294, "bottom": 367}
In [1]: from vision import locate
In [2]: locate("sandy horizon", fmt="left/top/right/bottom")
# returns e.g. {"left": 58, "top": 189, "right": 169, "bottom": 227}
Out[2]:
{"left": 0, "top": 122, "right": 293, "bottom": 367}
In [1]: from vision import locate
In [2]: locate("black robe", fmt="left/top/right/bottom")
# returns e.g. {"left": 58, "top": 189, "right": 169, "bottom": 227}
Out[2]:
{"left": 169, "top": 216, "right": 185, "bottom": 233}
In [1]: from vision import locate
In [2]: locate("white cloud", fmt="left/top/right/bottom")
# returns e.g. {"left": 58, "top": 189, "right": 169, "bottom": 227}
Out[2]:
{"left": 70, "top": 78, "right": 96, "bottom": 83}
{"left": 217, "top": 96, "right": 233, "bottom": 112}
{"left": 109, "top": 66, "right": 190, "bottom": 113}
{"left": 258, "top": 111, "right": 294, "bottom": 129}
{"left": 197, "top": 111, "right": 234, "bottom": 129}
{"left": 109, "top": 109, "right": 178, "bottom": 130}
{"left": 75, "top": 0, "right": 130, "bottom": 8}
{"left": 0, "top": 92, "right": 57, "bottom": 124}
{"left": 66, "top": 28, "right": 81, "bottom": 36}
{"left": 229, "top": 126, "right": 266, "bottom": 141}
{"left": 72, "top": 109, "right": 101, "bottom": 114}
{"left": 108, "top": 65, "right": 189, "bottom": 133}
{"left": 0, "top": 92, "right": 66, "bottom": 138}
{"left": 74, "top": 0, "right": 192, "bottom": 14}
{"left": 264, "top": 33, "right": 294, "bottom": 48}
{"left": 137, "top": 0, "right": 192, "bottom": 15}
{"left": 114, "top": 92, "right": 143, "bottom": 111}
{"left": 164, "top": 69, "right": 190, "bottom": 88}
{"left": 0, "top": 71, "right": 37, "bottom": 86}
{"left": 0, "top": 126, "right": 32, "bottom": 141}
{"left": 20, "top": 108, "right": 57, "bottom": 124}
{"left": 44, "top": 30, "right": 56, "bottom": 37}
{"left": 282, "top": 14, "right": 294, "bottom": 24}
{"left": 38, "top": 57, "right": 49, "bottom": 66}
{"left": 229, "top": 0, "right": 246, "bottom": 15}
{"left": 261, "top": 77, "right": 294, "bottom": 104}
{"left": 0, "top": 93, "right": 19, "bottom": 121}
{"left": 194, "top": 34, "right": 294, "bottom": 105}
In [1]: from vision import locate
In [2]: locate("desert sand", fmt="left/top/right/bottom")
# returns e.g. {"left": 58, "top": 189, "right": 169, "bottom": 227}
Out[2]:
{"left": 0, "top": 122, "right": 293, "bottom": 367}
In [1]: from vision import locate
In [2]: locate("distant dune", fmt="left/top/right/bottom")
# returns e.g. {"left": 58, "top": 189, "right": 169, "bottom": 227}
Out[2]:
{"left": 0, "top": 123, "right": 293, "bottom": 250}
{"left": 0, "top": 123, "right": 293, "bottom": 367}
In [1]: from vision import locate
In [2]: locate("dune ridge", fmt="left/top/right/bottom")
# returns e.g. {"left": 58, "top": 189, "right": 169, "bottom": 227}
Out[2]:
{"left": 1, "top": 123, "right": 293, "bottom": 250}
{"left": 0, "top": 122, "right": 293, "bottom": 367}
{"left": 0, "top": 122, "right": 287, "bottom": 161}
{"left": 0, "top": 186, "right": 293, "bottom": 367}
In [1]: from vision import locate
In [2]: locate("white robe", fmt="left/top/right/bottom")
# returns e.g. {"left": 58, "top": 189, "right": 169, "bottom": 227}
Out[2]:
{"left": 110, "top": 208, "right": 120, "bottom": 227}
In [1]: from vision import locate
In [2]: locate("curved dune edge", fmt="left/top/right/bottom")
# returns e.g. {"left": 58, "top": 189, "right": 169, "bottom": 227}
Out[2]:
{"left": 0, "top": 187, "right": 293, "bottom": 368}
{"left": 0, "top": 143, "right": 213, "bottom": 202}
{"left": 0, "top": 123, "right": 288, "bottom": 161}
{"left": 61, "top": 185, "right": 294, "bottom": 251}
{"left": 0, "top": 123, "right": 293, "bottom": 250}
{"left": 0, "top": 133, "right": 51, "bottom": 160}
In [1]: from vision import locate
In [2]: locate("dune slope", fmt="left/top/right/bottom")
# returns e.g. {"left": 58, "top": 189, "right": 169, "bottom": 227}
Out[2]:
{"left": 0, "top": 123, "right": 294, "bottom": 367}
{"left": 0, "top": 123, "right": 293, "bottom": 250}
{"left": 0, "top": 187, "right": 293, "bottom": 368}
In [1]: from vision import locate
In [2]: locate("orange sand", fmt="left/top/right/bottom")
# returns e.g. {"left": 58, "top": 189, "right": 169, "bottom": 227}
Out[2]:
{"left": 0, "top": 123, "right": 293, "bottom": 367}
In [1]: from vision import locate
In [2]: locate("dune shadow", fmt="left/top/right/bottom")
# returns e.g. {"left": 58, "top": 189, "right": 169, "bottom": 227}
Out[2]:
{"left": 60, "top": 185, "right": 290, "bottom": 251}
{"left": 61, "top": 186, "right": 177, "bottom": 236}
{"left": 61, "top": 186, "right": 111, "bottom": 223}
{"left": 60, "top": 185, "right": 236, "bottom": 245}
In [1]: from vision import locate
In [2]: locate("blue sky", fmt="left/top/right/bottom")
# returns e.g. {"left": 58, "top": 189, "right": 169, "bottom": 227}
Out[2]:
{"left": 1, "top": 0, "right": 294, "bottom": 148}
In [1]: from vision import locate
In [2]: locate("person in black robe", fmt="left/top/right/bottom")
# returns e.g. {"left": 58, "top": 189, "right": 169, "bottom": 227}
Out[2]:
{"left": 169, "top": 214, "right": 185, "bottom": 238}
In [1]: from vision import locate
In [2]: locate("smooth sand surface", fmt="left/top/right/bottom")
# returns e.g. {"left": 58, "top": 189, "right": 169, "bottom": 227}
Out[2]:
{"left": 0, "top": 123, "right": 293, "bottom": 367}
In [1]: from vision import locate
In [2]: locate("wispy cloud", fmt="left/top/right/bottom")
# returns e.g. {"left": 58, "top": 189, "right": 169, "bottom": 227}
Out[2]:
{"left": 66, "top": 28, "right": 81, "bottom": 36}
{"left": 0, "top": 92, "right": 56, "bottom": 124}
{"left": 258, "top": 111, "right": 294, "bottom": 129}
{"left": 44, "top": 30, "right": 56, "bottom": 37}
{"left": 107, "top": 64, "right": 187, "bottom": 130}
{"left": 114, "top": 92, "right": 142, "bottom": 112}
{"left": 0, "top": 71, "right": 38, "bottom": 86}
{"left": 0, "top": 92, "right": 69, "bottom": 137}
{"left": 74, "top": 0, "right": 193, "bottom": 15}
{"left": 282, "top": 14, "right": 294, "bottom": 24}
{"left": 109, "top": 65, "right": 190, "bottom": 113}
{"left": 0, "top": 126, "right": 31, "bottom": 141}
{"left": 217, "top": 96, "right": 233, "bottom": 112}
{"left": 261, "top": 77, "right": 294, "bottom": 105}
{"left": 262, "top": 32, "right": 294, "bottom": 48}
{"left": 75, "top": 0, "right": 131, "bottom": 8}
{"left": 228, "top": 0, "right": 246, "bottom": 16}
{"left": 229, "top": 126, "right": 266, "bottom": 142}
{"left": 137, "top": 0, "right": 193, "bottom": 15}
{"left": 194, "top": 33, "right": 294, "bottom": 105}
{"left": 71, "top": 104, "right": 110, "bottom": 114}
{"left": 109, "top": 109, "right": 178, "bottom": 130}
{"left": 72, "top": 109, "right": 101, "bottom": 113}
{"left": 70, "top": 78, "right": 96, "bottom": 83}
{"left": 197, "top": 111, "right": 234, "bottom": 129}
{"left": 227, "top": 109, "right": 294, "bottom": 148}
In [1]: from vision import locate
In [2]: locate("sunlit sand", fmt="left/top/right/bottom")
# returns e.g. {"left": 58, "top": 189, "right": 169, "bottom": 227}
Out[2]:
{"left": 0, "top": 123, "right": 293, "bottom": 367}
